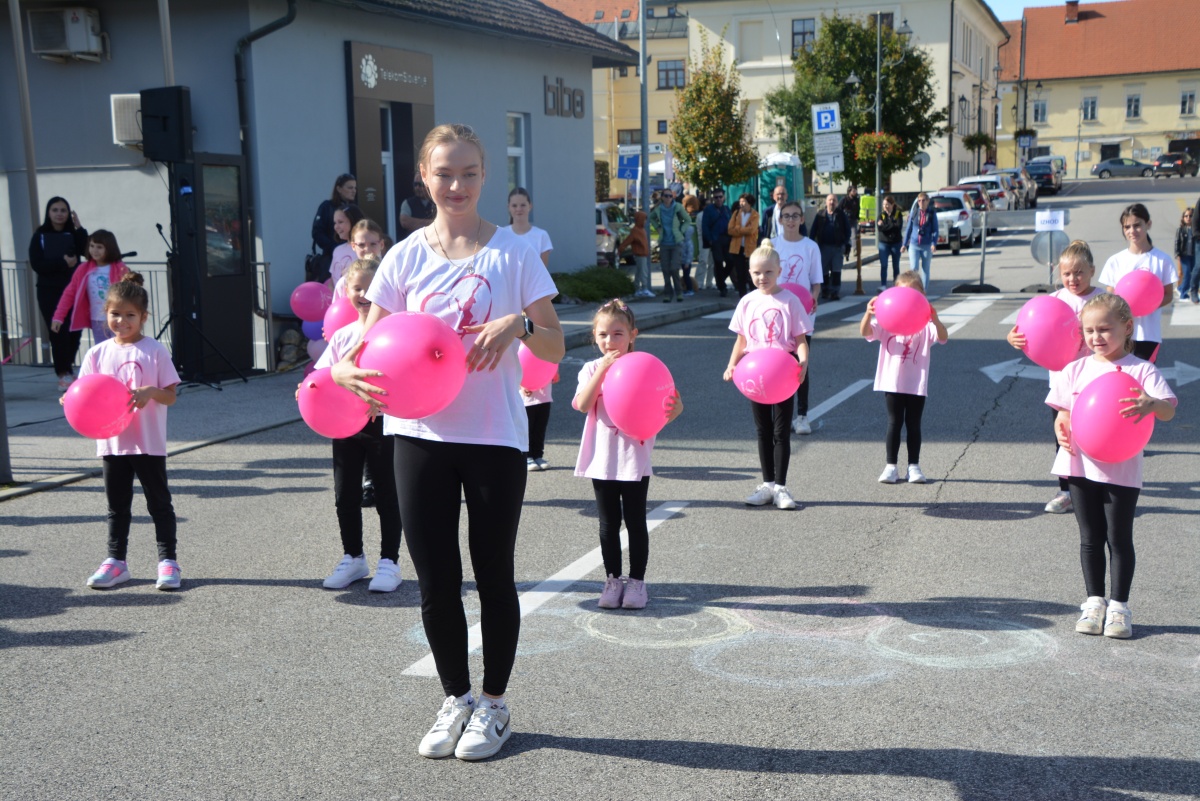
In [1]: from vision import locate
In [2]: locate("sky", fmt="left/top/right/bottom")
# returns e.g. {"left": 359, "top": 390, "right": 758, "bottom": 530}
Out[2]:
{"left": 985, "top": 0, "right": 1122, "bottom": 22}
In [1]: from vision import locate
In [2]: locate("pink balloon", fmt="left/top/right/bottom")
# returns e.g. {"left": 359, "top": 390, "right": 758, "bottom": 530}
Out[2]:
{"left": 518, "top": 343, "right": 558, "bottom": 391}
{"left": 1071, "top": 370, "right": 1155, "bottom": 463}
{"left": 323, "top": 298, "right": 360, "bottom": 340}
{"left": 1016, "top": 295, "right": 1083, "bottom": 371}
{"left": 63, "top": 374, "right": 134, "bottom": 439}
{"left": 600, "top": 352, "right": 675, "bottom": 441}
{"left": 733, "top": 348, "right": 801, "bottom": 404}
{"left": 297, "top": 366, "right": 370, "bottom": 439}
{"left": 290, "top": 282, "right": 333, "bottom": 322}
{"left": 356, "top": 311, "right": 467, "bottom": 419}
{"left": 875, "top": 286, "right": 932, "bottom": 336}
{"left": 779, "top": 282, "right": 816, "bottom": 314}
{"left": 1114, "top": 270, "right": 1163, "bottom": 317}
{"left": 306, "top": 339, "right": 327, "bottom": 362}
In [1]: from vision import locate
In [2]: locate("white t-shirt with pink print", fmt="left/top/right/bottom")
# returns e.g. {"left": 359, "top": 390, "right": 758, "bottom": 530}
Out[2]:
{"left": 1044, "top": 286, "right": 1105, "bottom": 386}
{"left": 78, "top": 336, "right": 181, "bottom": 457}
{"left": 866, "top": 319, "right": 945, "bottom": 396}
{"left": 573, "top": 357, "right": 654, "bottom": 481}
{"left": 728, "top": 289, "right": 812, "bottom": 352}
{"left": 365, "top": 226, "right": 558, "bottom": 451}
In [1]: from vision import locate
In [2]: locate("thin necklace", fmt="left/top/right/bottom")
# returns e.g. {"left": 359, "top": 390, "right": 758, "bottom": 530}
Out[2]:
{"left": 434, "top": 218, "right": 483, "bottom": 274}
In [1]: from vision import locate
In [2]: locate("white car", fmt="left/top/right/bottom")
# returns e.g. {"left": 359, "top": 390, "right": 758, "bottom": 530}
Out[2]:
{"left": 957, "top": 174, "right": 1015, "bottom": 211}
{"left": 928, "top": 191, "right": 979, "bottom": 247}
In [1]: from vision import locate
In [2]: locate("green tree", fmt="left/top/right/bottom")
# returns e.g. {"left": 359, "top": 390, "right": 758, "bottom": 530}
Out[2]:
{"left": 595, "top": 160, "right": 611, "bottom": 201}
{"left": 765, "top": 14, "right": 947, "bottom": 190}
{"left": 669, "top": 31, "right": 760, "bottom": 191}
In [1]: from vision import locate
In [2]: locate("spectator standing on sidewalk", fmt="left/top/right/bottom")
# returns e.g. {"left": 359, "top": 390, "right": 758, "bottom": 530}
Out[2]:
{"left": 701, "top": 189, "right": 732, "bottom": 296}
{"left": 876, "top": 195, "right": 905, "bottom": 291}
{"left": 620, "top": 211, "right": 652, "bottom": 298}
{"left": 810, "top": 194, "right": 851, "bottom": 301}
{"left": 761, "top": 185, "right": 788, "bottom": 240}
{"left": 651, "top": 187, "right": 691, "bottom": 303}
{"left": 902, "top": 193, "right": 938, "bottom": 291}
{"left": 839, "top": 185, "right": 861, "bottom": 258}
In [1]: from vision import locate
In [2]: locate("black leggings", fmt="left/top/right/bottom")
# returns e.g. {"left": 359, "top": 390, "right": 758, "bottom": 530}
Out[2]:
{"left": 102, "top": 455, "right": 176, "bottom": 562}
{"left": 1068, "top": 476, "right": 1139, "bottom": 603}
{"left": 592, "top": 477, "right": 650, "bottom": 581}
{"left": 752, "top": 393, "right": 795, "bottom": 486}
{"left": 796, "top": 335, "right": 812, "bottom": 416}
{"left": 392, "top": 436, "right": 526, "bottom": 698}
{"left": 524, "top": 403, "right": 551, "bottom": 460}
{"left": 727, "top": 250, "right": 750, "bottom": 295}
{"left": 1049, "top": 408, "right": 1068, "bottom": 492}
{"left": 1132, "top": 340, "right": 1159, "bottom": 362}
{"left": 37, "top": 284, "right": 82, "bottom": 377}
{"left": 332, "top": 417, "right": 401, "bottom": 561}
{"left": 884, "top": 392, "right": 926, "bottom": 465}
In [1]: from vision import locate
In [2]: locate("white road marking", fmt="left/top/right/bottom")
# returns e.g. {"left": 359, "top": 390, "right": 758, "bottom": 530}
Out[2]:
{"left": 401, "top": 500, "right": 689, "bottom": 677}
{"left": 1170, "top": 301, "right": 1200, "bottom": 326}
{"left": 980, "top": 358, "right": 1200, "bottom": 387}
{"left": 807, "top": 379, "right": 873, "bottom": 421}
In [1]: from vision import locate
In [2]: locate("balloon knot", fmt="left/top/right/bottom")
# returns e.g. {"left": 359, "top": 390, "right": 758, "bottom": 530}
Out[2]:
{"left": 434, "top": 350, "right": 443, "bottom": 360}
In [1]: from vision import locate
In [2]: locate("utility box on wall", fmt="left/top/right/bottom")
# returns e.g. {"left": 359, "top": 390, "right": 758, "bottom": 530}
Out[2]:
{"left": 28, "top": 8, "right": 104, "bottom": 58}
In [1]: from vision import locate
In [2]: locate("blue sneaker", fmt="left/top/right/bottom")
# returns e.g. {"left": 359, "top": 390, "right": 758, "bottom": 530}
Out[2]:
{"left": 156, "top": 559, "right": 182, "bottom": 591}
{"left": 87, "top": 558, "right": 130, "bottom": 589}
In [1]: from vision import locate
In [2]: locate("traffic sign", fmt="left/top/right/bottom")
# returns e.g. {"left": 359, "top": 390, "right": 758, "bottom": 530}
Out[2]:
{"left": 618, "top": 143, "right": 664, "bottom": 156}
{"left": 815, "top": 153, "right": 845, "bottom": 174}
{"left": 811, "top": 103, "right": 842, "bottom": 133}
{"left": 813, "top": 132, "right": 843, "bottom": 156}
{"left": 617, "top": 155, "right": 639, "bottom": 180}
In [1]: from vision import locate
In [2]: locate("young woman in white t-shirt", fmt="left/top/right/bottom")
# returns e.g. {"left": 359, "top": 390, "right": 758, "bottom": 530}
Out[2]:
{"left": 1007, "top": 240, "right": 1105, "bottom": 515}
{"left": 332, "top": 124, "right": 564, "bottom": 762}
{"left": 770, "top": 200, "right": 822, "bottom": 435}
{"left": 1098, "top": 202, "right": 1177, "bottom": 362}
{"left": 1046, "top": 293, "right": 1176, "bottom": 640}
{"left": 503, "top": 187, "right": 552, "bottom": 267}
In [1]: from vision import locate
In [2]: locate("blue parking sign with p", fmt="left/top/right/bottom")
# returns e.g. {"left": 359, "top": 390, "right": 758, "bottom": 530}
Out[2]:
{"left": 812, "top": 103, "right": 841, "bottom": 133}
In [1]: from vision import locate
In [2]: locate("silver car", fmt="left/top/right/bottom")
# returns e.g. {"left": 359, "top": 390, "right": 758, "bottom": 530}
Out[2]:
{"left": 1091, "top": 158, "right": 1153, "bottom": 179}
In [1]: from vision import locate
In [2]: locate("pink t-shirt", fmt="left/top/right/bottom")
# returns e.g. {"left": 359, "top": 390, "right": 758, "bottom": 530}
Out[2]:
{"left": 573, "top": 357, "right": 654, "bottom": 481}
{"left": 1045, "top": 353, "right": 1175, "bottom": 488}
{"left": 365, "top": 226, "right": 558, "bottom": 451}
{"left": 866, "top": 319, "right": 945, "bottom": 396}
{"left": 1044, "top": 286, "right": 1105, "bottom": 385}
{"left": 315, "top": 320, "right": 364, "bottom": 369}
{"left": 329, "top": 243, "right": 356, "bottom": 287}
{"left": 728, "top": 289, "right": 812, "bottom": 352}
{"left": 78, "top": 337, "right": 181, "bottom": 457}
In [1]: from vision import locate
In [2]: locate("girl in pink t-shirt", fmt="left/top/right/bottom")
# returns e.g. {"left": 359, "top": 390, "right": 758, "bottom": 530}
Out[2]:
{"left": 860, "top": 270, "right": 948, "bottom": 485}
{"left": 72, "top": 273, "right": 182, "bottom": 591}
{"left": 1007, "top": 240, "right": 1105, "bottom": 515}
{"left": 574, "top": 300, "right": 683, "bottom": 610}
{"left": 724, "top": 240, "right": 812, "bottom": 511}
{"left": 1046, "top": 294, "right": 1176, "bottom": 640}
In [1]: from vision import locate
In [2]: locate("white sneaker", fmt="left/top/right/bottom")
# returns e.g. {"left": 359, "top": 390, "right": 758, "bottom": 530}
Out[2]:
{"left": 526, "top": 458, "right": 539, "bottom": 472}
{"left": 744, "top": 482, "right": 776, "bottom": 506}
{"left": 1044, "top": 491, "right": 1073, "bottom": 514}
{"left": 534, "top": 458, "right": 549, "bottom": 471}
{"left": 455, "top": 698, "right": 512, "bottom": 761}
{"left": 907, "top": 464, "right": 927, "bottom": 484}
{"left": 1104, "top": 607, "right": 1133, "bottom": 639}
{"left": 368, "top": 558, "right": 402, "bottom": 592}
{"left": 878, "top": 465, "right": 899, "bottom": 484}
{"left": 792, "top": 415, "right": 812, "bottom": 435}
{"left": 1075, "top": 598, "right": 1106, "bottom": 635}
{"left": 418, "top": 695, "right": 474, "bottom": 758}
{"left": 323, "top": 554, "right": 368, "bottom": 589}
{"left": 774, "top": 486, "right": 798, "bottom": 510}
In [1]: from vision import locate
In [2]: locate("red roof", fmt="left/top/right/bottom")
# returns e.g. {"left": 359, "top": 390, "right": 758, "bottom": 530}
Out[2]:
{"left": 999, "top": 0, "right": 1200, "bottom": 81}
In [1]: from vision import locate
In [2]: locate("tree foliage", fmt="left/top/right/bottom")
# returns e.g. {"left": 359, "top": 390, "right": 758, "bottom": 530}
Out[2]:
{"left": 764, "top": 14, "right": 948, "bottom": 190}
{"left": 595, "top": 160, "right": 611, "bottom": 201}
{"left": 669, "top": 31, "right": 760, "bottom": 191}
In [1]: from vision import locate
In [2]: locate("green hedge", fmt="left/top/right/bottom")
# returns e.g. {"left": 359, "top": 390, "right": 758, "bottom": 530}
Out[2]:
{"left": 552, "top": 266, "right": 635, "bottom": 302}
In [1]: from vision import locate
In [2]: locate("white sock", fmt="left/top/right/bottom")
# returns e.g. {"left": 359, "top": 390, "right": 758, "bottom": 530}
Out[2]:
{"left": 1109, "top": 600, "right": 1130, "bottom": 612}
{"left": 887, "top": 464, "right": 897, "bottom": 470}
{"left": 481, "top": 694, "right": 506, "bottom": 709}
{"left": 769, "top": 482, "right": 778, "bottom": 491}
{"left": 775, "top": 485, "right": 787, "bottom": 493}
{"left": 457, "top": 691, "right": 474, "bottom": 706}
{"left": 1085, "top": 596, "right": 1106, "bottom": 607}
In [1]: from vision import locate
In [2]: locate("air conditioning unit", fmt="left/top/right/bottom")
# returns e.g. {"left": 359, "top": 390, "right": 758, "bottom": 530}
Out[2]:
{"left": 28, "top": 8, "right": 104, "bottom": 59}
{"left": 111, "top": 94, "right": 142, "bottom": 148}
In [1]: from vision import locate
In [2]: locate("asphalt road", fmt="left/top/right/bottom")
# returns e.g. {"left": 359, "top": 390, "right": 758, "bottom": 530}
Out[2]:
{"left": 2, "top": 178, "right": 1198, "bottom": 800}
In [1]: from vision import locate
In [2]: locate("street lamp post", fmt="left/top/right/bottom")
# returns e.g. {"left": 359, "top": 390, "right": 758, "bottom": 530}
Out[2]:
{"left": 1075, "top": 101, "right": 1084, "bottom": 180}
{"left": 845, "top": 15, "right": 911, "bottom": 198}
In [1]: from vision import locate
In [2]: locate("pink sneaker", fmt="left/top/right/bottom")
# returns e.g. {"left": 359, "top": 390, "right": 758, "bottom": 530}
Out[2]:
{"left": 598, "top": 575, "right": 624, "bottom": 609}
{"left": 622, "top": 578, "right": 648, "bottom": 609}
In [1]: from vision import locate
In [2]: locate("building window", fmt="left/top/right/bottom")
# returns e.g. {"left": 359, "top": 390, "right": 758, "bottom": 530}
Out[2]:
{"left": 593, "top": 10, "right": 603, "bottom": 20}
{"left": 792, "top": 18, "right": 815, "bottom": 56}
{"left": 868, "top": 13, "right": 893, "bottom": 31}
{"left": 620, "top": 9, "right": 630, "bottom": 18}
{"left": 1182, "top": 90, "right": 1196, "bottom": 116}
{"left": 506, "top": 113, "right": 528, "bottom": 193}
{"left": 657, "top": 120, "right": 668, "bottom": 134}
{"left": 1029, "top": 145, "right": 1051, "bottom": 158}
{"left": 1081, "top": 96, "right": 1097, "bottom": 121}
{"left": 617, "top": 66, "right": 628, "bottom": 78}
{"left": 1032, "top": 100, "right": 1048, "bottom": 124}
{"left": 618, "top": 129, "right": 642, "bottom": 146}
{"left": 1126, "top": 93, "right": 1141, "bottom": 119}
{"left": 657, "top": 60, "right": 685, "bottom": 90}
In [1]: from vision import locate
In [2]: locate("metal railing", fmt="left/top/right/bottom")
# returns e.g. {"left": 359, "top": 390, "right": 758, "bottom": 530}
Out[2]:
{"left": 1, "top": 259, "right": 275, "bottom": 372}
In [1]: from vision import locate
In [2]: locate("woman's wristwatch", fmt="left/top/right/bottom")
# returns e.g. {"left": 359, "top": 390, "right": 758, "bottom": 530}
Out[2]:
{"left": 518, "top": 314, "right": 534, "bottom": 341}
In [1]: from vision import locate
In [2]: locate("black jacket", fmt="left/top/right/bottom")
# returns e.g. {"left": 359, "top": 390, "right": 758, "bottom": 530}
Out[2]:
{"left": 877, "top": 208, "right": 904, "bottom": 245}
{"left": 1176, "top": 225, "right": 1195, "bottom": 259}
{"left": 28, "top": 226, "right": 89, "bottom": 292}
{"left": 311, "top": 199, "right": 340, "bottom": 254}
{"left": 810, "top": 208, "right": 851, "bottom": 248}
{"left": 838, "top": 194, "right": 861, "bottom": 226}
